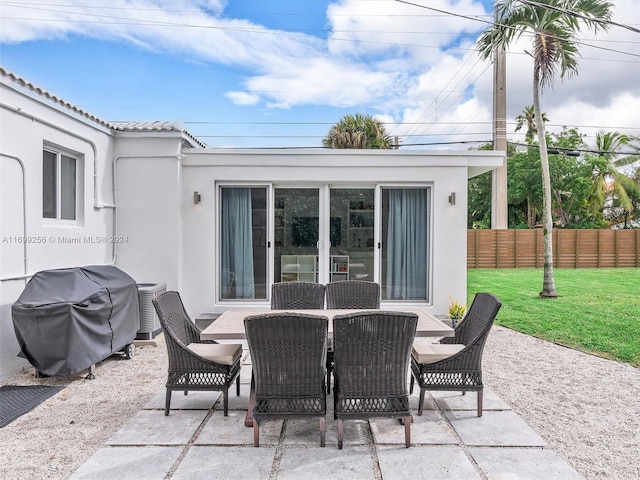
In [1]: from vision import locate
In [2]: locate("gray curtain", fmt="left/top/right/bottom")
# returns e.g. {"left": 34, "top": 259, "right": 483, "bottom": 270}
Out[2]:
{"left": 60, "top": 154, "right": 76, "bottom": 220}
{"left": 42, "top": 150, "right": 57, "bottom": 218}
{"left": 221, "top": 188, "right": 255, "bottom": 299}
{"left": 386, "top": 189, "right": 427, "bottom": 300}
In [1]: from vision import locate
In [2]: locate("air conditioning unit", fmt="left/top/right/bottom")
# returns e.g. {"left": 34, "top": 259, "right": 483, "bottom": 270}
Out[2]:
{"left": 136, "top": 283, "right": 166, "bottom": 340}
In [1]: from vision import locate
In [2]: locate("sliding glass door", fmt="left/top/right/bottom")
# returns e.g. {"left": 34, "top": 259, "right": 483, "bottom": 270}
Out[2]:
{"left": 273, "top": 188, "right": 320, "bottom": 283}
{"left": 272, "top": 187, "right": 377, "bottom": 286}
{"left": 329, "top": 189, "right": 375, "bottom": 283}
{"left": 218, "top": 184, "right": 430, "bottom": 304}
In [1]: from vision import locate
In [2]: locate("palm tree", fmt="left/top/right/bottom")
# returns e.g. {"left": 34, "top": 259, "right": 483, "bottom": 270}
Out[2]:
{"left": 588, "top": 131, "right": 640, "bottom": 216}
{"left": 478, "top": 0, "right": 613, "bottom": 298}
{"left": 323, "top": 114, "right": 392, "bottom": 149}
{"left": 514, "top": 105, "right": 549, "bottom": 144}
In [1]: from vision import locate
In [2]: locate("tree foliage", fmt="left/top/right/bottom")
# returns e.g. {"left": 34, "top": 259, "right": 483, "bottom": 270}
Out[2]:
{"left": 468, "top": 127, "right": 639, "bottom": 230}
{"left": 514, "top": 105, "right": 549, "bottom": 144}
{"left": 323, "top": 114, "right": 392, "bottom": 149}
{"left": 586, "top": 131, "right": 640, "bottom": 216}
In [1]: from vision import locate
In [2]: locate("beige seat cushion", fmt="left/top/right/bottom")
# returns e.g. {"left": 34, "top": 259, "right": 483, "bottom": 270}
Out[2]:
{"left": 187, "top": 343, "right": 242, "bottom": 365}
{"left": 412, "top": 343, "right": 465, "bottom": 364}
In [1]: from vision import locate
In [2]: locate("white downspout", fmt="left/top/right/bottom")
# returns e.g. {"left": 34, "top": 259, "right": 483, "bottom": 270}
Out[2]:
{"left": 0, "top": 154, "right": 28, "bottom": 282}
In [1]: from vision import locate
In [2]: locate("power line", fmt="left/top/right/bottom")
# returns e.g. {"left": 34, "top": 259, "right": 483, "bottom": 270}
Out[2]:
{"left": 221, "top": 139, "right": 497, "bottom": 150}
{"left": 403, "top": 61, "right": 493, "bottom": 146}
{"left": 194, "top": 132, "right": 493, "bottom": 139}
{"left": 508, "top": 141, "right": 640, "bottom": 156}
{"left": 0, "top": 1, "right": 482, "bottom": 18}
{"left": 402, "top": 56, "right": 487, "bottom": 140}
{"left": 3, "top": 1, "right": 638, "bottom": 58}
{"left": 517, "top": 0, "right": 640, "bottom": 34}
{"left": 395, "top": 0, "right": 640, "bottom": 58}
{"left": 184, "top": 121, "right": 494, "bottom": 125}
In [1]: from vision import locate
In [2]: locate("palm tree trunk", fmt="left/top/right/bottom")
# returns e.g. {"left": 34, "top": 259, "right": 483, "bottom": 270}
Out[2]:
{"left": 533, "top": 71, "right": 558, "bottom": 298}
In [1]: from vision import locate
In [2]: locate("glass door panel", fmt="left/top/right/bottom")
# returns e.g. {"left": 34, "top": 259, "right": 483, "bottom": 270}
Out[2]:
{"left": 219, "top": 187, "right": 267, "bottom": 300}
{"left": 381, "top": 188, "right": 429, "bottom": 300}
{"left": 329, "top": 189, "right": 375, "bottom": 283}
{"left": 274, "top": 188, "right": 320, "bottom": 283}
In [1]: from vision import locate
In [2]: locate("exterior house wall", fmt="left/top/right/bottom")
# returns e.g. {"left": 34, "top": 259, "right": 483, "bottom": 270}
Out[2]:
{"left": 171, "top": 149, "right": 501, "bottom": 317}
{"left": 112, "top": 135, "right": 185, "bottom": 291}
{"left": 0, "top": 79, "right": 116, "bottom": 380}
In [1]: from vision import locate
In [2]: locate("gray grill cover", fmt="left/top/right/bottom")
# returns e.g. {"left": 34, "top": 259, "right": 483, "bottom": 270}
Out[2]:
{"left": 11, "top": 265, "right": 139, "bottom": 376}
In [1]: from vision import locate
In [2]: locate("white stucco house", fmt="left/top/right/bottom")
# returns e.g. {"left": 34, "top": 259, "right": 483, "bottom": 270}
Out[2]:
{"left": 0, "top": 66, "right": 504, "bottom": 380}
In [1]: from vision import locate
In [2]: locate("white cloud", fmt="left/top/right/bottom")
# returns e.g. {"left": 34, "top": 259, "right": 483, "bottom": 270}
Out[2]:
{"left": 547, "top": 92, "right": 640, "bottom": 145}
{"left": 225, "top": 91, "right": 260, "bottom": 106}
{"left": 326, "top": 0, "right": 488, "bottom": 62}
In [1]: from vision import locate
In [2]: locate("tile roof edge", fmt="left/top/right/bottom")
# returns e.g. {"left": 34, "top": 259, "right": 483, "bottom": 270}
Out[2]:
{"left": 1, "top": 66, "right": 207, "bottom": 148}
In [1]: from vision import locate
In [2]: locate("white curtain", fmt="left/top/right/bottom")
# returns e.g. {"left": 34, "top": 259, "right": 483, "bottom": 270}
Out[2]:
{"left": 386, "top": 189, "right": 428, "bottom": 300}
{"left": 221, "top": 188, "right": 255, "bottom": 299}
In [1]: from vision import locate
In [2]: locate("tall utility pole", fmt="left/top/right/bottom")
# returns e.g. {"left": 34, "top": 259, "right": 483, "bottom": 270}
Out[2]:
{"left": 491, "top": 44, "right": 508, "bottom": 229}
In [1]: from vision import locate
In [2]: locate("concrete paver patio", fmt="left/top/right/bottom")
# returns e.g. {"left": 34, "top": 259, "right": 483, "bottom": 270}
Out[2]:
{"left": 69, "top": 357, "right": 583, "bottom": 480}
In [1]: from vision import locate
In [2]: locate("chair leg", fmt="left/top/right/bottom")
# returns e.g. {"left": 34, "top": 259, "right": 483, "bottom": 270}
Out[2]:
{"left": 404, "top": 415, "right": 412, "bottom": 448}
{"left": 418, "top": 388, "right": 426, "bottom": 416}
{"left": 409, "top": 375, "right": 414, "bottom": 394}
{"left": 223, "top": 388, "right": 229, "bottom": 416}
{"left": 320, "top": 417, "right": 326, "bottom": 447}
{"left": 477, "top": 389, "right": 483, "bottom": 417}
{"left": 164, "top": 389, "right": 172, "bottom": 416}
{"left": 253, "top": 420, "right": 260, "bottom": 447}
{"left": 337, "top": 419, "right": 344, "bottom": 449}
{"left": 326, "top": 369, "right": 331, "bottom": 395}
{"left": 236, "top": 376, "right": 241, "bottom": 396}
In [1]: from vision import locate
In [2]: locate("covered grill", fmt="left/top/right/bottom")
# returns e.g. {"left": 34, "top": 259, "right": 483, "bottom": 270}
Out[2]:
{"left": 11, "top": 265, "right": 139, "bottom": 377}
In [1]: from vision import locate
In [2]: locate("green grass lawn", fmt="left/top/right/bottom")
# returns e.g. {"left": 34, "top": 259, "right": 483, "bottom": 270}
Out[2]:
{"left": 467, "top": 268, "right": 640, "bottom": 367}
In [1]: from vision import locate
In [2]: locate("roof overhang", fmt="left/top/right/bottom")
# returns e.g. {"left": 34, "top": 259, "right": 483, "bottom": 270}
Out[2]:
{"left": 183, "top": 148, "right": 505, "bottom": 177}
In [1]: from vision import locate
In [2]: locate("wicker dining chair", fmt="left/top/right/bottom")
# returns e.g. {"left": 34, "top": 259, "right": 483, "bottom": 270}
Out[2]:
{"left": 325, "top": 280, "right": 380, "bottom": 309}
{"left": 152, "top": 291, "right": 242, "bottom": 416}
{"left": 410, "top": 292, "right": 502, "bottom": 417}
{"left": 324, "top": 280, "right": 380, "bottom": 394}
{"left": 271, "top": 281, "right": 326, "bottom": 310}
{"left": 332, "top": 311, "right": 417, "bottom": 449}
{"left": 245, "top": 312, "right": 328, "bottom": 447}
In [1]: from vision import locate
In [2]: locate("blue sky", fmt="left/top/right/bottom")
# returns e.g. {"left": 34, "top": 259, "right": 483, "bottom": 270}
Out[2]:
{"left": 1, "top": 0, "right": 638, "bottom": 149}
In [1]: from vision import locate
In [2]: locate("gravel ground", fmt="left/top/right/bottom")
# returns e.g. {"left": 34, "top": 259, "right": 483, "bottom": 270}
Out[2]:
{"left": 1, "top": 326, "right": 638, "bottom": 480}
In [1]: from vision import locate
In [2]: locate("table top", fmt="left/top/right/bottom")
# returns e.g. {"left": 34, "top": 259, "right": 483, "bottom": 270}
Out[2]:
{"left": 200, "top": 308, "right": 454, "bottom": 341}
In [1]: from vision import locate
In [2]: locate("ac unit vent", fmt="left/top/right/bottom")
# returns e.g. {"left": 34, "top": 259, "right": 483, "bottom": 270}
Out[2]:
{"left": 136, "top": 283, "right": 166, "bottom": 340}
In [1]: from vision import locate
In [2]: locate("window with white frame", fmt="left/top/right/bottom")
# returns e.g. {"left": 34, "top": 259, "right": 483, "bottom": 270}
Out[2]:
{"left": 43, "top": 148, "right": 77, "bottom": 221}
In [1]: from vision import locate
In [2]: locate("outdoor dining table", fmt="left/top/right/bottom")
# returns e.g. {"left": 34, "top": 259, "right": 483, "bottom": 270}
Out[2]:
{"left": 199, "top": 308, "right": 454, "bottom": 426}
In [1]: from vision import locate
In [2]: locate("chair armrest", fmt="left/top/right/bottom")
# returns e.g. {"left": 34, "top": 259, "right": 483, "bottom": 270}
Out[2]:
{"left": 412, "top": 343, "right": 464, "bottom": 364}
{"left": 187, "top": 343, "right": 242, "bottom": 366}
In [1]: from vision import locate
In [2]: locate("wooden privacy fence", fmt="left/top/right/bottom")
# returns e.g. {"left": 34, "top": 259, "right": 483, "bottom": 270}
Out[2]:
{"left": 467, "top": 229, "right": 640, "bottom": 269}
